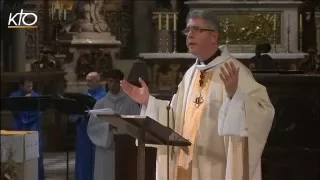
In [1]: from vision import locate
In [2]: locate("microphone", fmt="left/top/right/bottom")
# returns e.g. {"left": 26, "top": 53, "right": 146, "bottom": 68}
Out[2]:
{"left": 166, "top": 86, "right": 178, "bottom": 180}
{"left": 166, "top": 86, "right": 178, "bottom": 112}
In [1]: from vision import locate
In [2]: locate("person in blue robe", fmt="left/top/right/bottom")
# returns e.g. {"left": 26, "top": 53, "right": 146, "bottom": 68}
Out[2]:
{"left": 10, "top": 78, "right": 45, "bottom": 180}
{"left": 75, "top": 72, "right": 107, "bottom": 180}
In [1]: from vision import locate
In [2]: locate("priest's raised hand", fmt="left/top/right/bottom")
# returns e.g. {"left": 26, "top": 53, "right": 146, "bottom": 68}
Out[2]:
{"left": 120, "top": 77, "right": 150, "bottom": 105}
{"left": 219, "top": 61, "right": 240, "bottom": 98}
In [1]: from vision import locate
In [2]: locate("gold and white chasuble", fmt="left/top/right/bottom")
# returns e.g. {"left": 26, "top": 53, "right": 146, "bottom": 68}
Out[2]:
{"left": 141, "top": 46, "right": 275, "bottom": 180}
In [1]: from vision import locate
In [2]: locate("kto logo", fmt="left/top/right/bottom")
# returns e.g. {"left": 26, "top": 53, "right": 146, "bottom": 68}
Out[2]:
{"left": 8, "top": 9, "right": 38, "bottom": 29}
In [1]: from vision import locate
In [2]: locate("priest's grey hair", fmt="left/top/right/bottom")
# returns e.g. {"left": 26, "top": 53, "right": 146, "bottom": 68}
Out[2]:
{"left": 186, "top": 9, "right": 221, "bottom": 33}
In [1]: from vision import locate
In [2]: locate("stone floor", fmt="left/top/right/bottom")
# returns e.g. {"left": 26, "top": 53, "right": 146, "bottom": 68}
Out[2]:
{"left": 44, "top": 151, "right": 75, "bottom": 180}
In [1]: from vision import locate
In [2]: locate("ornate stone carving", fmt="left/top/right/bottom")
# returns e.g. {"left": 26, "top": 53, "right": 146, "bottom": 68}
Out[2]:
{"left": 59, "top": 44, "right": 118, "bottom": 82}
{"left": 68, "top": 0, "right": 110, "bottom": 33}
{"left": 31, "top": 46, "right": 62, "bottom": 72}
{"left": 57, "top": 0, "right": 121, "bottom": 83}
{"left": 75, "top": 49, "right": 113, "bottom": 79}
{"left": 260, "top": 75, "right": 320, "bottom": 180}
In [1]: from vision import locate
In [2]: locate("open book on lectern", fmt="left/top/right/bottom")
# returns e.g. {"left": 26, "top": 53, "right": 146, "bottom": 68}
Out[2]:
{"left": 88, "top": 108, "right": 191, "bottom": 147}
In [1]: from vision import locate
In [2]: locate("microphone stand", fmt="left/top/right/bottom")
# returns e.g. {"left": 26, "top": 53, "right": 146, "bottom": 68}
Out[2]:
{"left": 166, "top": 103, "right": 170, "bottom": 180}
{"left": 166, "top": 87, "right": 177, "bottom": 180}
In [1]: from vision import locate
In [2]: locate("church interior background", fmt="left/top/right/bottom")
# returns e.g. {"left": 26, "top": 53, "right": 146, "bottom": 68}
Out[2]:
{"left": 1, "top": 0, "right": 320, "bottom": 179}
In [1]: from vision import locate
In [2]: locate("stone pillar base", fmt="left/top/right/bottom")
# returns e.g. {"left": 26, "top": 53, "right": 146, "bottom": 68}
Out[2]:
{"left": 57, "top": 32, "right": 121, "bottom": 82}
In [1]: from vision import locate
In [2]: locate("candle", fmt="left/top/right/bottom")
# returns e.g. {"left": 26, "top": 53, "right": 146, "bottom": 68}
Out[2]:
{"left": 158, "top": 13, "right": 161, "bottom": 31}
{"left": 299, "top": 14, "right": 303, "bottom": 32}
{"left": 173, "top": 13, "right": 177, "bottom": 31}
{"left": 64, "top": 9, "right": 66, "bottom": 20}
{"left": 273, "top": 14, "right": 276, "bottom": 31}
{"left": 166, "top": 13, "right": 169, "bottom": 30}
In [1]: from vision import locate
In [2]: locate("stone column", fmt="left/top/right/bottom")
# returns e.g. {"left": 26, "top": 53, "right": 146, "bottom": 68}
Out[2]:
{"left": 315, "top": 12, "right": 320, "bottom": 53}
{"left": 133, "top": 0, "right": 157, "bottom": 55}
{"left": 11, "top": 29, "right": 26, "bottom": 72}
{"left": 1, "top": 39, "right": 3, "bottom": 72}
{"left": 1, "top": 0, "right": 4, "bottom": 72}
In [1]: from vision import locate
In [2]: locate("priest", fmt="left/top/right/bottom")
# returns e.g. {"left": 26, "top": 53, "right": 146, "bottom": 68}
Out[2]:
{"left": 10, "top": 78, "right": 45, "bottom": 180}
{"left": 87, "top": 69, "right": 140, "bottom": 180}
{"left": 75, "top": 72, "right": 106, "bottom": 180}
{"left": 120, "top": 9, "right": 275, "bottom": 180}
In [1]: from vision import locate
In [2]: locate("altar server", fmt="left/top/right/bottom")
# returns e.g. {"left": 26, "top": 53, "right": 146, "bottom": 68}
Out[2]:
{"left": 10, "top": 78, "right": 45, "bottom": 180}
{"left": 120, "top": 9, "right": 275, "bottom": 180}
{"left": 87, "top": 69, "right": 140, "bottom": 180}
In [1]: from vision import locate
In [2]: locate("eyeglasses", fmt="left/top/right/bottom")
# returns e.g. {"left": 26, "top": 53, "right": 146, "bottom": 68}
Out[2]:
{"left": 181, "top": 26, "right": 216, "bottom": 35}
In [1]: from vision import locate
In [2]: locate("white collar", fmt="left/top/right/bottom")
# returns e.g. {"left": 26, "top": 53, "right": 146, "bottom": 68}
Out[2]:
{"left": 194, "top": 45, "right": 232, "bottom": 71}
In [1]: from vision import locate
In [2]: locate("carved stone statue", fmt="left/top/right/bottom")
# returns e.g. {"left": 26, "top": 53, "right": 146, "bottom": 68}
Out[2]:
{"left": 69, "top": 0, "right": 110, "bottom": 32}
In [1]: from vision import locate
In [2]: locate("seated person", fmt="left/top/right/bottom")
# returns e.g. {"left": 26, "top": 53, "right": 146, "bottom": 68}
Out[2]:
{"left": 299, "top": 47, "right": 320, "bottom": 73}
{"left": 10, "top": 78, "right": 44, "bottom": 180}
{"left": 251, "top": 43, "right": 274, "bottom": 70}
{"left": 87, "top": 69, "right": 140, "bottom": 180}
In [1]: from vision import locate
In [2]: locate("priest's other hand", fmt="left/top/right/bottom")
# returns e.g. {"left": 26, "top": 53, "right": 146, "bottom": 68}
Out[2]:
{"left": 219, "top": 62, "right": 240, "bottom": 98}
{"left": 120, "top": 77, "right": 150, "bottom": 105}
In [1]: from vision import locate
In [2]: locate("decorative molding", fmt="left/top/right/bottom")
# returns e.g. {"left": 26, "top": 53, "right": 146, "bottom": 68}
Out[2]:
{"left": 139, "top": 52, "right": 307, "bottom": 60}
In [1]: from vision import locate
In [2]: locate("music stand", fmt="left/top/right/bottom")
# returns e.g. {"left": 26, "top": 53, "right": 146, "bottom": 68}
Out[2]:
{"left": 51, "top": 97, "right": 89, "bottom": 180}
{"left": 1, "top": 96, "right": 52, "bottom": 111}
{"left": 95, "top": 113, "right": 191, "bottom": 180}
{"left": 1, "top": 96, "right": 52, "bottom": 131}
{"left": 63, "top": 92, "right": 96, "bottom": 109}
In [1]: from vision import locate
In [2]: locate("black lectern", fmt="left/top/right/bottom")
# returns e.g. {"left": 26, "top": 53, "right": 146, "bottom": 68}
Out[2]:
{"left": 51, "top": 97, "right": 89, "bottom": 180}
{"left": 63, "top": 92, "right": 96, "bottom": 109}
{"left": 52, "top": 97, "right": 89, "bottom": 115}
{"left": 95, "top": 113, "right": 191, "bottom": 180}
{"left": 1, "top": 96, "right": 52, "bottom": 111}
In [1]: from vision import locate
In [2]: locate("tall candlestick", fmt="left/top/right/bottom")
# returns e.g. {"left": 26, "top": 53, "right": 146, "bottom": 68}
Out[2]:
{"left": 166, "top": 13, "right": 169, "bottom": 52}
{"left": 58, "top": 5, "right": 61, "bottom": 20}
{"left": 36, "top": 28, "right": 39, "bottom": 61}
{"left": 158, "top": 13, "right": 162, "bottom": 52}
{"left": 273, "top": 14, "right": 277, "bottom": 31}
{"left": 173, "top": 13, "right": 177, "bottom": 31}
{"left": 287, "top": 14, "right": 290, "bottom": 53}
{"left": 299, "top": 14, "right": 303, "bottom": 52}
{"left": 51, "top": 3, "right": 53, "bottom": 19}
{"left": 272, "top": 14, "right": 277, "bottom": 53}
{"left": 158, "top": 13, "right": 161, "bottom": 31}
{"left": 166, "top": 13, "right": 169, "bottom": 30}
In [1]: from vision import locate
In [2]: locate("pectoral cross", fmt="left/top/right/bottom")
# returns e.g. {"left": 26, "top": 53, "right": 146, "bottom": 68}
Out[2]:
{"left": 194, "top": 95, "right": 204, "bottom": 108}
